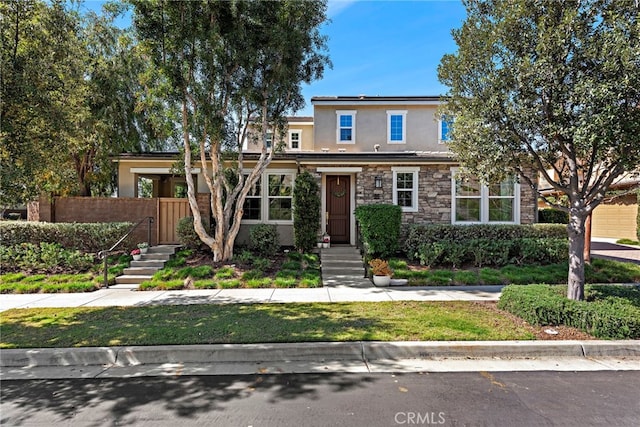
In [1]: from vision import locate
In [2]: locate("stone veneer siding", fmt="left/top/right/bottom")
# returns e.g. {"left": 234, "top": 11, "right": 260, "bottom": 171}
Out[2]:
{"left": 302, "top": 164, "right": 537, "bottom": 225}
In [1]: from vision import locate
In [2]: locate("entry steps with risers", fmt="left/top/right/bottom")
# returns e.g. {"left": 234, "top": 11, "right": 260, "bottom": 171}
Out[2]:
{"left": 112, "top": 245, "right": 181, "bottom": 289}
{"left": 320, "top": 245, "right": 373, "bottom": 288}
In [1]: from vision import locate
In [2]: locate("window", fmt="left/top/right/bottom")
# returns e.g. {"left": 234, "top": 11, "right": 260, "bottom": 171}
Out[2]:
{"left": 336, "top": 110, "right": 356, "bottom": 144}
{"left": 268, "top": 173, "right": 293, "bottom": 221}
{"left": 242, "top": 175, "right": 262, "bottom": 221}
{"left": 438, "top": 115, "right": 453, "bottom": 143}
{"left": 289, "top": 130, "right": 301, "bottom": 150}
{"left": 265, "top": 132, "right": 273, "bottom": 149}
{"left": 387, "top": 110, "right": 407, "bottom": 144}
{"left": 451, "top": 169, "right": 519, "bottom": 224}
{"left": 392, "top": 167, "right": 419, "bottom": 212}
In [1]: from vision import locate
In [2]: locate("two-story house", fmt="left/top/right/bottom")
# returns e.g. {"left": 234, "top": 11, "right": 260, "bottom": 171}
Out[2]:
{"left": 114, "top": 96, "right": 537, "bottom": 245}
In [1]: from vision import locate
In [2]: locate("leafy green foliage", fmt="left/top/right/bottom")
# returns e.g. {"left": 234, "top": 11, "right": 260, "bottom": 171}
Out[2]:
{"left": 130, "top": 0, "right": 330, "bottom": 262}
{"left": 538, "top": 209, "right": 569, "bottom": 224}
{"left": 498, "top": 284, "right": 640, "bottom": 339}
{"left": 0, "top": 221, "right": 133, "bottom": 252}
{"left": 249, "top": 224, "right": 280, "bottom": 256}
{"left": 176, "top": 217, "right": 210, "bottom": 251}
{"left": 354, "top": 204, "right": 402, "bottom": 258}
{"left": 0, "top": 243, "right": 95, "bottom": 273}
{"left": 293, "top": 171, "right": 321, "bottom": 252}
{"left": 0, "top": 272, "right": 99, "bottom": 294}
{"left": 438, "top": 0, "right": 640, "bottom": 300}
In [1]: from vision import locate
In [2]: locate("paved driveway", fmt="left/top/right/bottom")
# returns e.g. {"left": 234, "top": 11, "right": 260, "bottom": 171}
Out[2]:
{"left": 591, "top": 241, "right": 640, "bottom": 265}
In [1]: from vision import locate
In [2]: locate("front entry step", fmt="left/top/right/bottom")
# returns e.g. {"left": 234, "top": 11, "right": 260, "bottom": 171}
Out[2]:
{"left": 320, "top": 245, "right": 372, "bottom": 288}
{"left": 114, "top": 245, "right": 180, "bottom": 288}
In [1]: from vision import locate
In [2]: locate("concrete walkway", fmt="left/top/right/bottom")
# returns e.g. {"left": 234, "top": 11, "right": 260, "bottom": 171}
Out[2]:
{"left": 0, "top": 285, "right": 503, "bottom": 312}
{"left": 591, "top": 238, "right": 640, "bottom": 265}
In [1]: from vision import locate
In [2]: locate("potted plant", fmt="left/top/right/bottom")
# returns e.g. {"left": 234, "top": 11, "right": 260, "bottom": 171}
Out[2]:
{"left": 137, "top": 242, "right": 149, "bottom": 254}
{"left": 131, "top": 248, "right": 142, "bottom": 261}
{"left": 369, "top": 258, "right": 392, "bottom": 287}
{"left": 322, "top": 232, "right": 330, "bottom": 248}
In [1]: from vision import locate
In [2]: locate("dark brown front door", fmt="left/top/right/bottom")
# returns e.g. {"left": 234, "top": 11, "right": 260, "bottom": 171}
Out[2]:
{"left": 327, "top": 175, "right": 350, "bottom": 244}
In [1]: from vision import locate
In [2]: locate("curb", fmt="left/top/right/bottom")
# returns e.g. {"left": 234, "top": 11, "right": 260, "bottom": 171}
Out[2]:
{"left": 2, "top": 341, "right": 639, "bottom": 368}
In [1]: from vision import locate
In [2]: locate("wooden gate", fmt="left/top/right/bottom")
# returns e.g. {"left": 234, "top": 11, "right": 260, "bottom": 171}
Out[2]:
{"left": 158, "top": 198, "right": 190, "bottom": 244}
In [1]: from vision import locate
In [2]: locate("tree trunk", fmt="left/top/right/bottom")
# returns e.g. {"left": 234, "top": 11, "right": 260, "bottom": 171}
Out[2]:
{"left": 567, "top": 211, "right": 586, "bottom": 301}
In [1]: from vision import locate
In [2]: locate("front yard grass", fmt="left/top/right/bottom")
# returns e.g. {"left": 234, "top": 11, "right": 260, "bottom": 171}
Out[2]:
{"left": 390, "top": 258, "right": 640, "bottom": 286}
{"left": 0, "top": 301, "right": 535, "bottom": 348}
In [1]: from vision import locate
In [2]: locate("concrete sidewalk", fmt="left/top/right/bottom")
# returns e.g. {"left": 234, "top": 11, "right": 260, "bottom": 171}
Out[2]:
{"left": 0, "top": 285, "right": 504, "bottom": 312}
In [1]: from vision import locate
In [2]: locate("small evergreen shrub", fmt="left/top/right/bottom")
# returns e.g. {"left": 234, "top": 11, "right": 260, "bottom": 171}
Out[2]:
{"left": 538, "top": 208, "right": 569, "bottom": 224}
{"left": 249, "top": 224, "right": 280, "bottom": 256}
{"left": 0, "top": 242, "right": 95, "bottom": 273}
{"left": 354, "top": 204, "right": 402, "bottom": 258}
{"left": 293, "top": 171, "right": 321, "bottom": 252}
{"left": 176, "top": 217, "right": 210, "bottom": 251}
{"left": 498, "top": 284, "right": 640, "bottom": 339}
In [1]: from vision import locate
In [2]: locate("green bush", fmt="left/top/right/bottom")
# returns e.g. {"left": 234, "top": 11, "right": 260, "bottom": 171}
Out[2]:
{"left": 249, "top": 224, "right": 280, "bottom": 256}
{"left": 293, "top": 171, "right": 321, "bottom": 252}
{"left": 538, "top": 208, "right": 569, "bottom": 224}
{"left": 0, "top": 222, "right": 133, "bottom": 252}
{"left": 354, "top": 204, "right": 402, "bottom": 258}
{"left": 403, "top": 224, "right": 567, "bottom": 261}
{"left": 498, "top": 284, "right": 640, "bottom": 339}
{"left": 0, "top": 243, "right": 96, "bottom": 273}
{"left": 176, "top": 217, "right": 210, "bottom": 251}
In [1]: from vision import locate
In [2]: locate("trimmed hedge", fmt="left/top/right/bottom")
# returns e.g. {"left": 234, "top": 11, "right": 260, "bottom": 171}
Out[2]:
{"left": 498, "top": 284, "right": 640, "bottom": 339}
{"left": 293, "top": 171, "right": 321, "bottom": 252}
{"left": 538, "top": 208, "right": 569, "bottom": 224}
{"left": 0, "top": 222, "right": 134, "bottom": 252}
{"left": 414, "top": 238, "right": 568, "bottom": 268}
{"left": 403, "top": 223, "right": 567, "bottom": 261}
{"left": 354, "top": 204, "right": 402, "bottom": 258}
{"left": 249, "top": 224, "right": 280, "bottom": 256}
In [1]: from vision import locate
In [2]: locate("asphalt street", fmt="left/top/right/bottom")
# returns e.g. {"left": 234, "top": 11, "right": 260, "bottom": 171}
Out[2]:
{"left": 2, "top": 371, "right": 639, "bottom": 426}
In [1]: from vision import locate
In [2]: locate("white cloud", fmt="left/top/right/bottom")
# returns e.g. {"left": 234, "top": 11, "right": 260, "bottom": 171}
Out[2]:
{"left": 326, "top": 0, "right": 357, "bottom": 18}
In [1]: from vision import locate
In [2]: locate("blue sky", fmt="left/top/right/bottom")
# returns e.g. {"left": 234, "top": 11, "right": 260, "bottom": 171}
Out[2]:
{"left": 81, "top": 0, "right": 467, "bottom": 116}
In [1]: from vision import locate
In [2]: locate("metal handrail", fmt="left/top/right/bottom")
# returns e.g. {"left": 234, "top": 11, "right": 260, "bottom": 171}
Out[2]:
{"left": 98, "top": 216, "right": 154, "bottom": 288}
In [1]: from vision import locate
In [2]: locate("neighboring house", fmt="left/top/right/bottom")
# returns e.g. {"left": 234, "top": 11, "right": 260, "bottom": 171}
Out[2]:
{"left": 115, "top": 96, "right": 537, "bottom": 245}
{"left": 539, "top": 170, "right": 639, "bottom": 241}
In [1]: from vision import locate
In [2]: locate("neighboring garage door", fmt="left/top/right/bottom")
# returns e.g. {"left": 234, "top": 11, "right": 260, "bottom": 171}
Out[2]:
{"left": 592, "top": 195, "right": 638, "bottom": 240}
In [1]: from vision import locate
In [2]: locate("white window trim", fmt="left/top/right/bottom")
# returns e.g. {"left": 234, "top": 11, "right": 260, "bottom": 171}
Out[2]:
{"left": 438, "top": 116, "right": 453, "bottom": 144}
{"left": 387, "top": 110, "right": 407, "bottom": 144}
{"left": 288, "top": 129, "right": 302, "bottom": 151}
{"left": 241, "top": 169, "right": 296, "bottom": 224}
{"left": 450, "top": 168, "right": 520, "bottom": 224}
{"left": 392, "top": 166, "right": 419, "bottom": 213}
{"left": 336, "top": 110, "right": 356, "bottom": 144}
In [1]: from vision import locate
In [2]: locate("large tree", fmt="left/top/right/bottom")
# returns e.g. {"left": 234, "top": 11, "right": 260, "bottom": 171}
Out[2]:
{"left": 131, "top": 0, "right": 329, "bottom": 262}
{"left": 438, "top": 0, "right": 640, "bottom": 300}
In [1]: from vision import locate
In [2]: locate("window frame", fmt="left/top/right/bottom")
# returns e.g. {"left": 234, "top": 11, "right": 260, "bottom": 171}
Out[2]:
{"left": 392, "top": 166, "right": 419, "bottom": 213}
{"left": 240, "top": 170, "right": 296, "bottom": 224}
{"left": 450, "top": 168, "right": 520, "bottom": 224}
{"left": 288, "top": 130, "right": 302, "bottom": 151}
{"left": 438, "top": 115, "right": 453, "bottom": 144}
{"left": 336, "top": 110, "right": 357, "bottom": 144}
{"left": 241, "top": 173, "right": 262, "bottom": 222}
{"left": 387, "top": 110, "right": 407, "bottom": 144}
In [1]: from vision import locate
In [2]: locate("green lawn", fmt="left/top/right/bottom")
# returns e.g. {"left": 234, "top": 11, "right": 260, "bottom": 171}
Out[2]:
{"left": 0, "top": 301, "right": 536, "bottom": 348}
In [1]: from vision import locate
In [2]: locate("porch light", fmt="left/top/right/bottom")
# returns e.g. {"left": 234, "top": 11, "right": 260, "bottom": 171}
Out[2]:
{"left": 374, "top": 176, "right": 382, "bottom": 188}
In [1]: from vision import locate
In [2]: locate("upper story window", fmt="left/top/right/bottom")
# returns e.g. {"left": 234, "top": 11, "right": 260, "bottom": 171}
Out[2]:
{"left": 392, "top": 166, "right": 419, "bottom": 212}
{"left": 289, "top": 130, "right": 301, "bottom": 150}
{"left": 387, "top": 110, "right": 407, "bottom": 144}
{"left": 451, "top": 168, "right": 519, "bottom": 224}
{"left": 438, "top": 115, "right": 453, "bottom": 144}
{"left": 336, "top": 110, "right": 356, "bottom": 144}
{"left": 265, "top": 132, "right": 273, "bottom": 149}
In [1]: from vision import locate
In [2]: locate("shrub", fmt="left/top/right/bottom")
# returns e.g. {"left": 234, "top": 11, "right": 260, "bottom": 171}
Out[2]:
{"left": 498, "top": 284, "right": 640, "bottom": 339}
{"left": 0, "top": 242, "right": 96, "bottom": 273}
{"left": 0, "top": 221, "right": 134, "bottom": 252}
{"left": 293, "top": 171, "right": 321, "bottom": 252}
{"left": 176, "top": 217, "right": 210, "bottom": 251}
{"left": 249, "top": 224, "right": 280, "bottom": 256}
{"left": 416, "top": 242, "right": 445, "bottom": 267}
{"left": 403, "top": 224, "right": 567, "bottom": 261}
{"left": 442, "top": 242, "right": 468, "bottom": 268}
{"left": 538, "top": 208, "right": 569, "bottom": 224}
{"left": 354, "top": 204, "right": 402, "bottom": 258}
